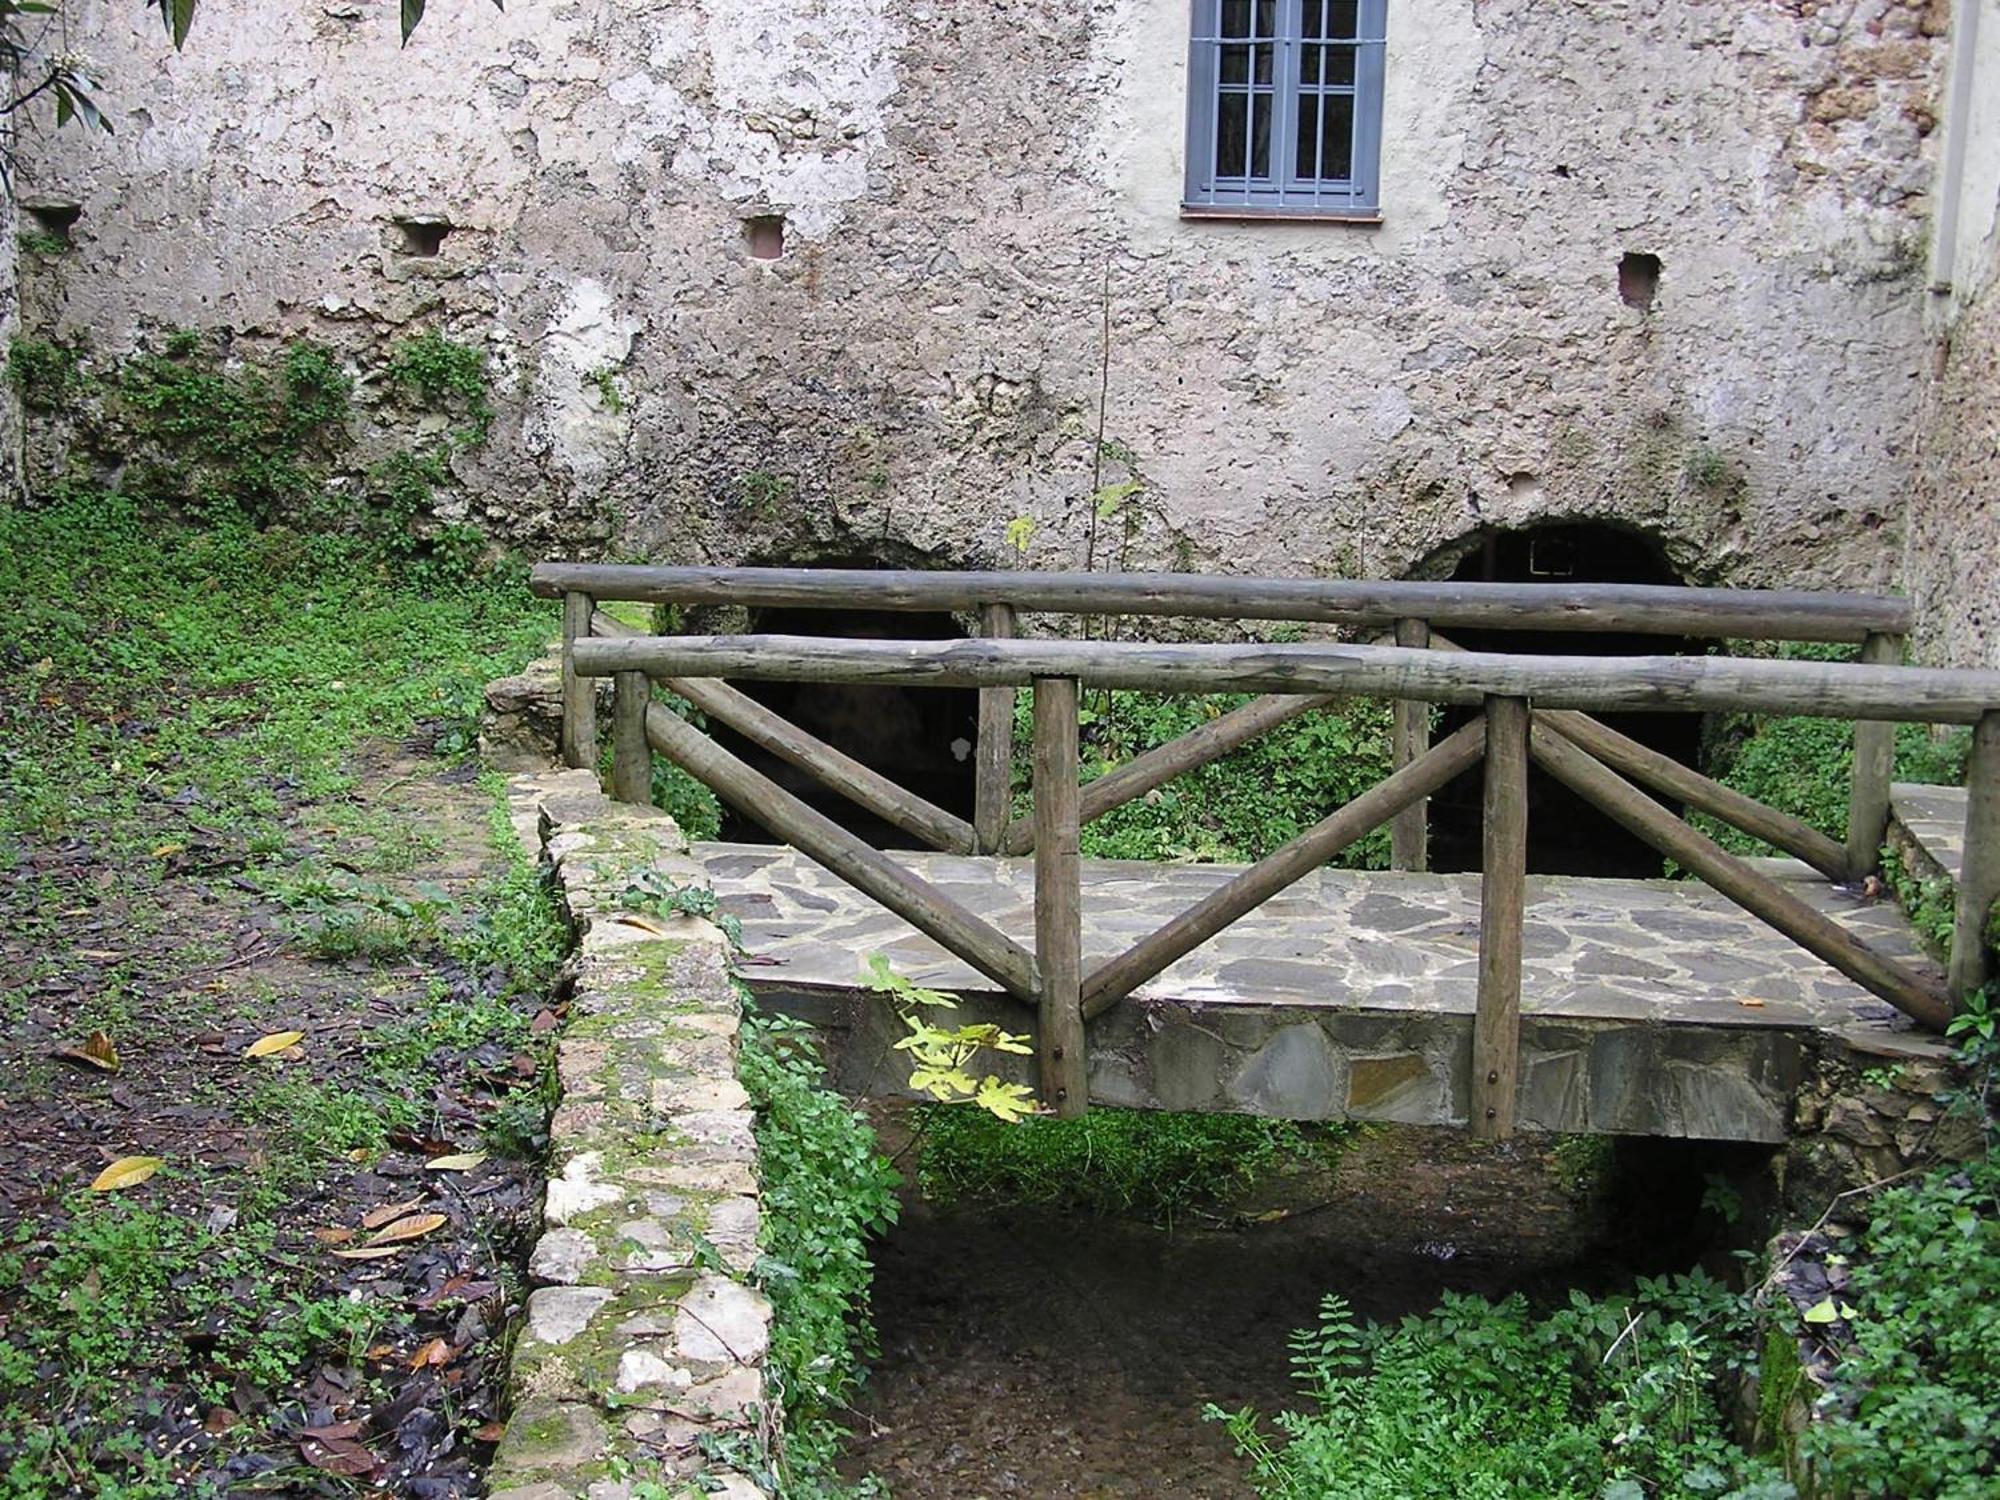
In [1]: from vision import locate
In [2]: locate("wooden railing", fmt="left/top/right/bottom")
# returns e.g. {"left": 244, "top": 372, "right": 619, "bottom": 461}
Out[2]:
{"left": 531, "top": 564, "right": 2000, "bottom": 1137}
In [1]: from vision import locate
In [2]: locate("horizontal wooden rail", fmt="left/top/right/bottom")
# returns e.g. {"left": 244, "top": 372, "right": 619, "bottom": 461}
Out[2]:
{"left": 572, "top": 636, "right": 2000, "bottom": 725}
{"left": 532, "top": 563, "right": 1912, "bottom": 641}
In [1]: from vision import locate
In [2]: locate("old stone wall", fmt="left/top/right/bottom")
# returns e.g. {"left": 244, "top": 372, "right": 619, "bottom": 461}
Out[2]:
{"left": 11, "top": 0, "right": 1955, "bottom": 587}
{"left": 493, "top": 767, "right": 769, "bottom": 1500}
{"left": 1906, "top": 0, "right": 2000, "bottom": 666}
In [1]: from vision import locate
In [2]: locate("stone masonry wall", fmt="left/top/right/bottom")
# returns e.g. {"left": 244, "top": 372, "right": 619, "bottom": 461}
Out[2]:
{"left": 1903, "top": 0, "right": 2000, "bottom": 665}
{"left": 491, "top": 768, "right": 768, "bottom": 1500}
{"left": 12, "top": 0, "right": 1958, "bottom": 590}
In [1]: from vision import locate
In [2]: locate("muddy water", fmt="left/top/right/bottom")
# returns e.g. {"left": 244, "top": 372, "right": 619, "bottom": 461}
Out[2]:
{"left": 840, "top": 1126, "right": 1677, "bottom": 1498}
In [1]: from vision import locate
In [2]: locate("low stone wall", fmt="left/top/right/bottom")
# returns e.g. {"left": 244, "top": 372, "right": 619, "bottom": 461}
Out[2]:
{"left": 487, "top": 769, "right": 769, "bottom": 1500}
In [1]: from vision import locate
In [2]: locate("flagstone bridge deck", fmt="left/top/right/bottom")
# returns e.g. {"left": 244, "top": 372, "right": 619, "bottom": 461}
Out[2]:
{"left": 700, "top": 840, "right": 1939, "bottom": 1144}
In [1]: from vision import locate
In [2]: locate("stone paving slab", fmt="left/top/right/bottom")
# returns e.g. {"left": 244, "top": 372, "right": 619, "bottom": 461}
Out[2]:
{"left": 698, "top": 843, "right": 1937, "bottom": 1034}
{"left": 1891, "top": 781, "right": 1967, "bottom": 885}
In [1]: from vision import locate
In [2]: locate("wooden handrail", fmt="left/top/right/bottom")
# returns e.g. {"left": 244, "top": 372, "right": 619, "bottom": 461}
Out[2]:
{"left": 568, "top": 589, "right": 1986, "bottom": 1131}
{"left": 570, "top": 635, "right": 2000, "bottom": 725}
{"left": 531, "top": 563, "right": 1912, "bottom": 641}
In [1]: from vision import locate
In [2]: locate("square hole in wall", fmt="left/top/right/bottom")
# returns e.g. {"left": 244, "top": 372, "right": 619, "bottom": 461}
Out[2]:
{"left": 744, "top": 214, "right": 785, "bottom": 261}
{"left": 394, "top": 217, "right": 451, "bottom": 257}
{"left": 1618, "top": 252, "right": 1662, "bottom": 311}
{"left": 25, "top": 203, "right": 81, "bottom": 245}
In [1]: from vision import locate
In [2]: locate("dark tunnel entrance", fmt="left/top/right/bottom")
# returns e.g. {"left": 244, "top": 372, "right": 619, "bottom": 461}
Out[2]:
{"left": 1427, "top": 523, "right": 1704, "bottom": 878}
{"left": 711, "top": 604, "right": 979, "bottom": 849}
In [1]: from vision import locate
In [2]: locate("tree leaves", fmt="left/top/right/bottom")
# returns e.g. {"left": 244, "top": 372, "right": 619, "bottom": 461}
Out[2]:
{"left": 365, "top": 1212, "right": 447, "bottom": 1246}
{"left": 244, "top": 1029, "right": 305, "bottom": 1059}
{"left": 152, "top": 0, "right": 507, "bottom": 52}
{"left": 90, "top": 1156, "right": 163, "bottom": 1191}
{"left": 157, "top": 0, "right": 196, "bottom": 49}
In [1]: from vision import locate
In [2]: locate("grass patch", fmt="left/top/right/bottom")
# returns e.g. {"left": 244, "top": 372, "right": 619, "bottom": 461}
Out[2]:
{"left": 1696, "top": 643, "right": 1971, "bottom": 860}
{"left": 0, "top": 492, "right": 554, "bottom": 863}
{"left": 916, "top": 1105, "right": 1350, "bottom": 1226}
{"left": 0, "top": 495, "right": 561, "bottom": 1495}
{"left": 1016, "top": 690, "right": 1395, "bottom": 865}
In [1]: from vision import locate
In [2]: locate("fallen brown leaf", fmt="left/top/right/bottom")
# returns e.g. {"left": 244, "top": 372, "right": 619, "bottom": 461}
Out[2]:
{"left": 366, "top": 1212, "right": 447, "bottom": 1246}
{"left": 360, "top": 1197, "right": 427, "bottom": 1231}
{"left": 408, "top": 1337, "right": 451, "bottom": 1370}
{"left": 300, "top": 1435, "right": 379, "bottom": 1478}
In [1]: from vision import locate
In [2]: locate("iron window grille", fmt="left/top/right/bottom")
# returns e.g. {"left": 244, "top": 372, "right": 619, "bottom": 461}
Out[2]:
{"left": 1184, "top": 0, "right": 1388, "bottom": 219}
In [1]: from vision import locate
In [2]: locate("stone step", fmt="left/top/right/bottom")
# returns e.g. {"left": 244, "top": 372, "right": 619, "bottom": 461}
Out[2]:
{"left": 1890, "top": 781, "right": 1967, "bottom": 886}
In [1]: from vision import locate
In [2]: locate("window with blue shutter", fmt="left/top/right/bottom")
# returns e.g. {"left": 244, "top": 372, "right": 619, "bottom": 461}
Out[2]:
{"left": 1184, "top": 0, "right": 1388, "bottom": 219}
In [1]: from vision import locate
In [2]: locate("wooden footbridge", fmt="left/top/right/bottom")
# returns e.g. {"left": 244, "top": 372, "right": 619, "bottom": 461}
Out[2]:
{"left": 531, "top": 563, "right": 2000, "bottom": 1143}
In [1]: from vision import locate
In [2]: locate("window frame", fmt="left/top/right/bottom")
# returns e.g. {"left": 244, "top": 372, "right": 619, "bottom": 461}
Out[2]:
{"left": 1182, "top": 0, "right": 1388, "bottom": 222}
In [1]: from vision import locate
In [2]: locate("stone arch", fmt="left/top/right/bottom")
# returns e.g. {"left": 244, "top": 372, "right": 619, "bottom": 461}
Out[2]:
{"left": 1415, "top": 521, "right": 1704, "bottom": 877}
{"left": 705, "top": 555, "right": 979, "bottom": 850}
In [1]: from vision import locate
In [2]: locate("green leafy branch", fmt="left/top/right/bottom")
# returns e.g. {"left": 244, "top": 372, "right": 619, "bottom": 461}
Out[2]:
{"left": 860, "top": 953, "right": 1038, "bottom": 1123}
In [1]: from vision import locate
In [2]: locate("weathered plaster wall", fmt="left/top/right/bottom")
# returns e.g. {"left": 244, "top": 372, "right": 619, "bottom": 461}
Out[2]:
{"left": 1907, "top": 0, "right": 2000, "bottom": 665}
{"left": 14, "top": 0, "right": 1955, "bottom": 587}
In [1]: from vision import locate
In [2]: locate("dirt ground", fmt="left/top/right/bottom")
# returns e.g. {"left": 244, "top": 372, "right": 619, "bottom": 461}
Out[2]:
{"left": 0, "top": 739, "right": 557, "bottom": 1497}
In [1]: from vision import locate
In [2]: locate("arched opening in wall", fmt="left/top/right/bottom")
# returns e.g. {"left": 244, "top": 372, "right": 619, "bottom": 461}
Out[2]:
{"left": 1425, "top": 522, "right": 1703, "bottom": 878}
{"left": 710, "top": 588, "right": 979, "bottom": 849}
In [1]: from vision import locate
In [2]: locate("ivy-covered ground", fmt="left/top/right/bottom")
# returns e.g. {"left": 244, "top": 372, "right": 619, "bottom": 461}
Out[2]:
{"left": 0, "top": 497, "right": 560, "bottom": 1497}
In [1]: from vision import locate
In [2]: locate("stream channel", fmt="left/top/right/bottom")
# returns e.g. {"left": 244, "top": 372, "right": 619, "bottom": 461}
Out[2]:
{"left": 838, "top": 1118, "right": 1739, "bottom": 1498}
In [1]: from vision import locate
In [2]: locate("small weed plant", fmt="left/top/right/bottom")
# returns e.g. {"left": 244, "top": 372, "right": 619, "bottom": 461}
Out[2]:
{"left": 860, "top": 954, "right": 1037, "bottom": 1122}
{"left": 1208, "top": 1275, "right": 1788, "bottom": 1500}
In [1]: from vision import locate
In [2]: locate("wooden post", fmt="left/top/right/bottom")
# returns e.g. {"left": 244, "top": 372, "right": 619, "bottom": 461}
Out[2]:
{"left": 561, "top": 590, "right": 599, "bottom": 770}
{"left": 1846, "top": 631, "right": 1904, "bottom": 880}
{"left": 1032, "top": 676, "right": 1088, "bottom": 1117}
{"left": 1949, "top": 710, "right": 2000, "bottom": 1003}
{"left": 974, "top": 603, "right": 1019, "bottom": 854}
{"left": 1391, "top": 617, "right": 1432, "bottom": 870}
{"left": 611, "top": 670, "right": 652, "bottom": 805}
{"left": 1473, "top": 695, "right": 1528, "bottom": 1140}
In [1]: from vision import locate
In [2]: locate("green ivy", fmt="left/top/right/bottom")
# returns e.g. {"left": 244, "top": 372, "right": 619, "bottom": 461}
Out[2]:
{"left": 738, "top": 1009, "right": 898, "bottom": 1498}
{"left": 108, "top": 336, "right": 353, "bottom": 525}
{"left": 386, "top": 330, "right": 495, "bottom": 447}
{"left": 6, "top": 336, "right": 91, "bottom": 411}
